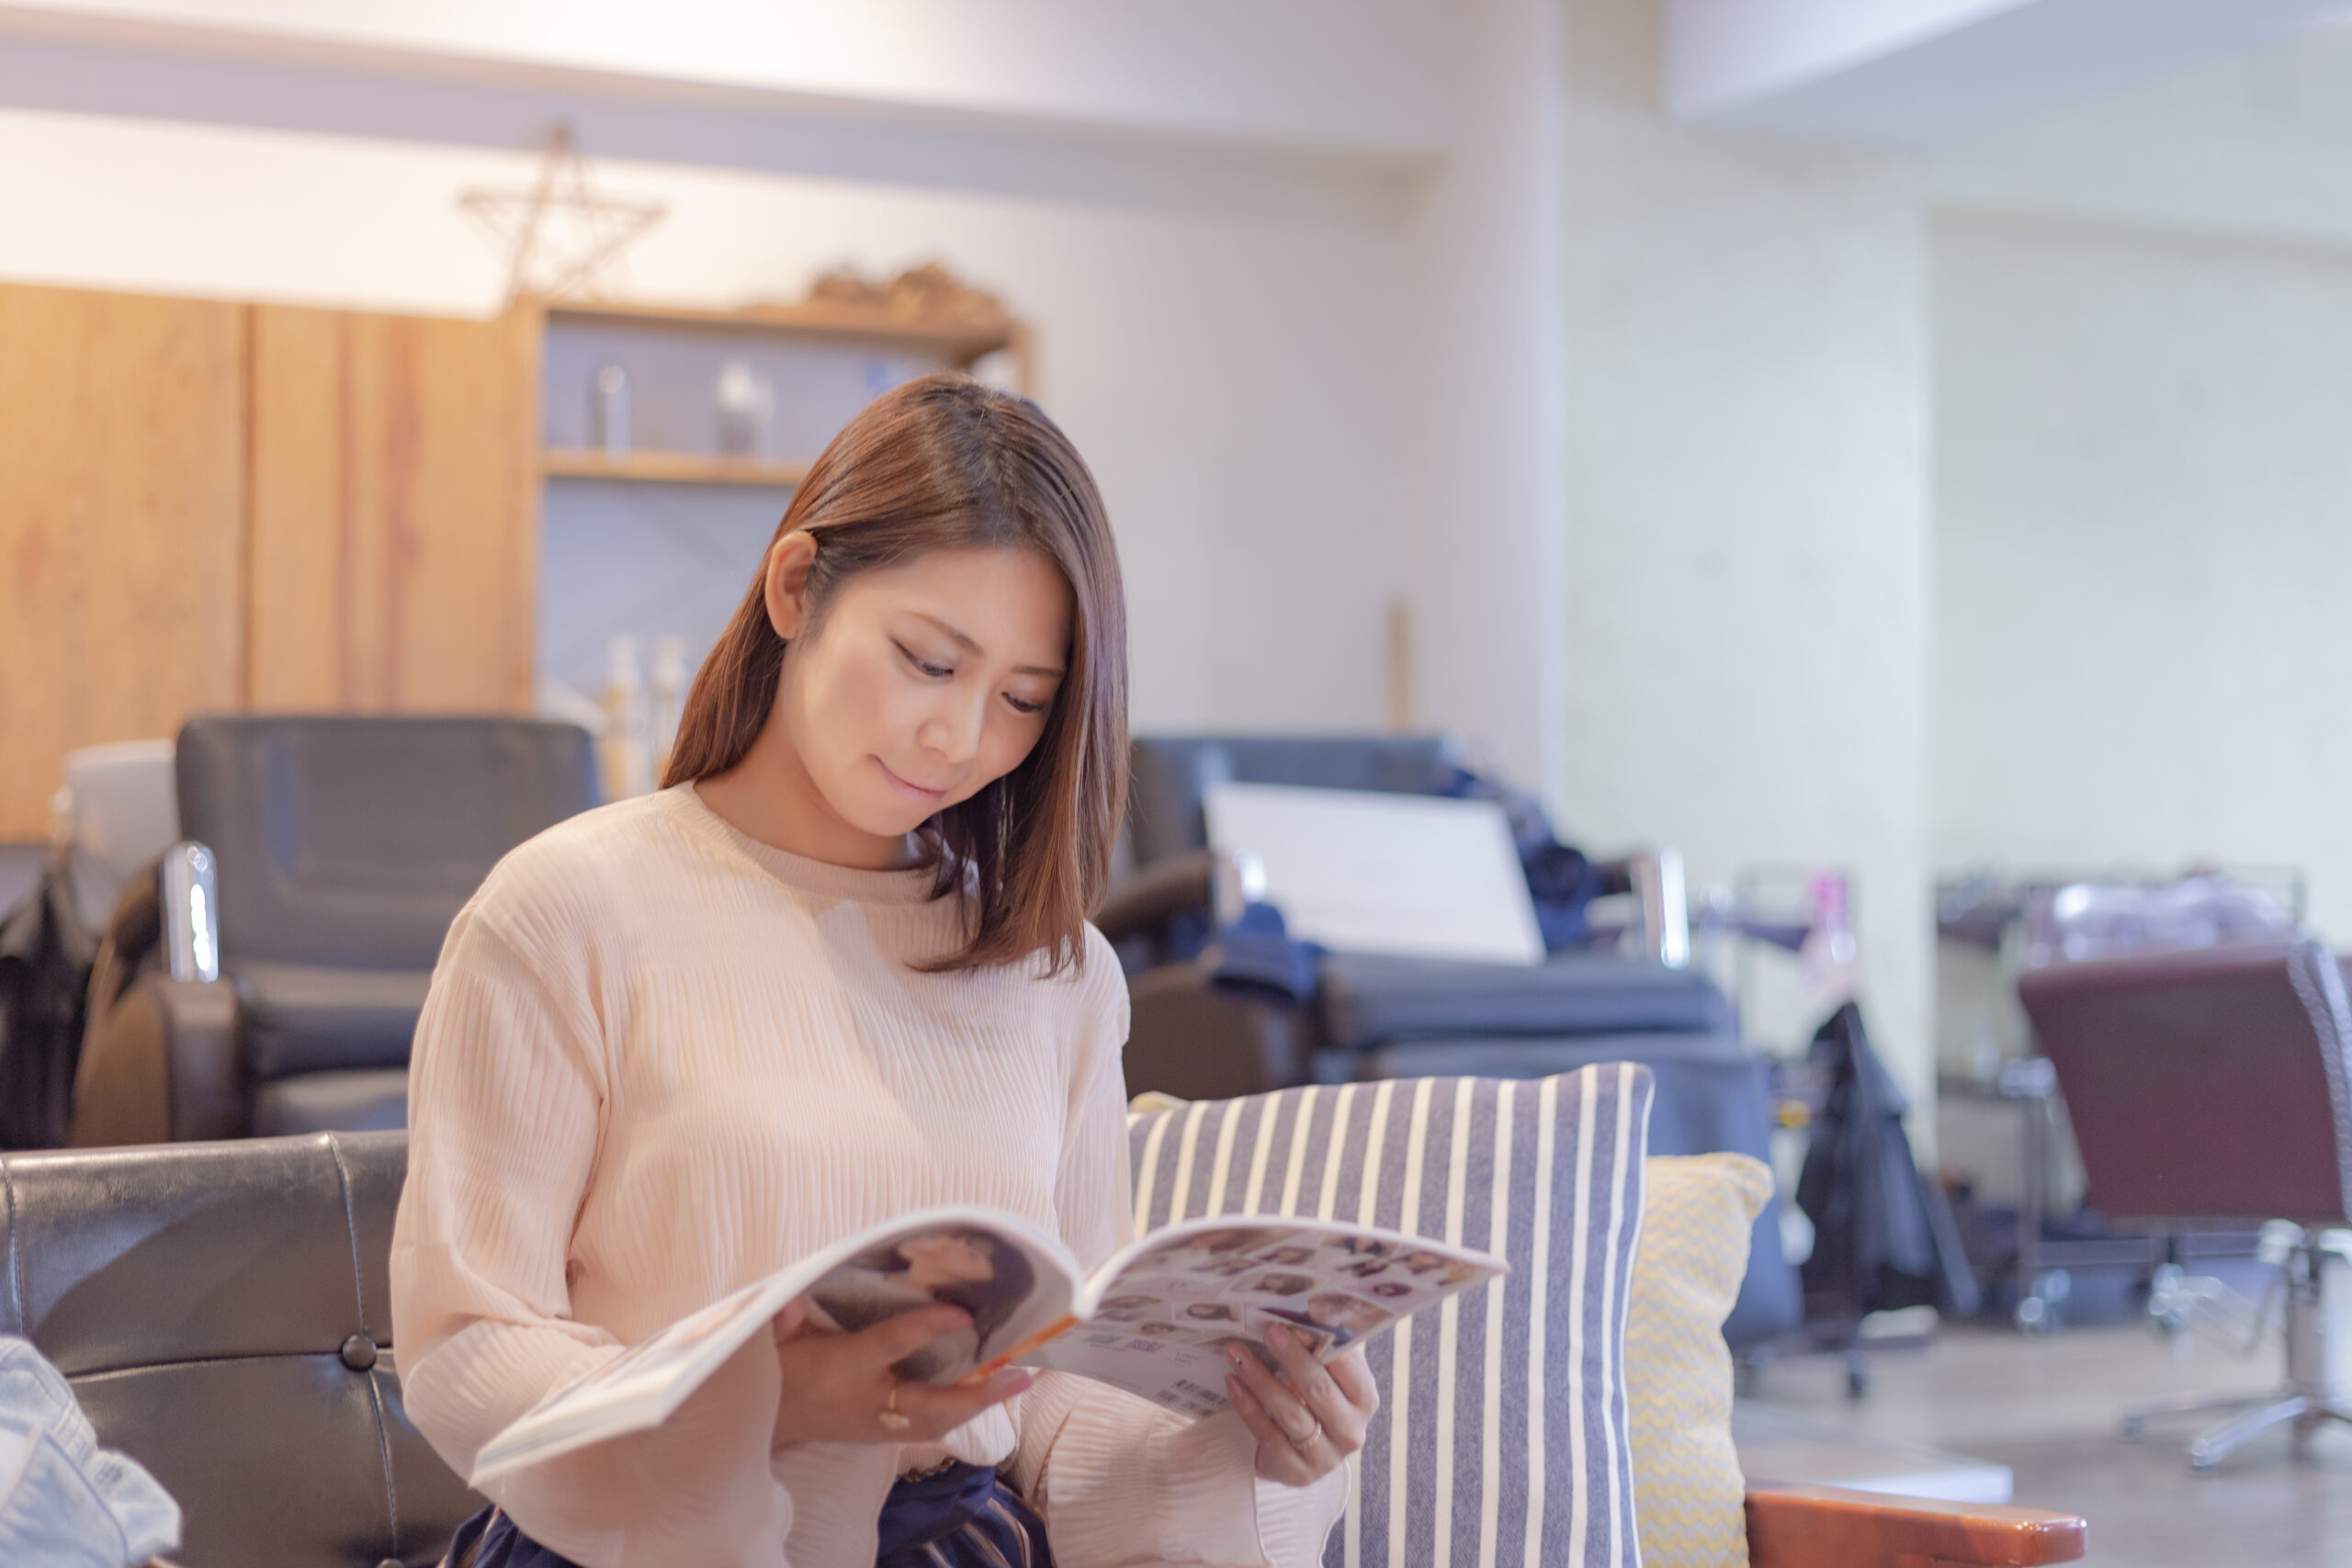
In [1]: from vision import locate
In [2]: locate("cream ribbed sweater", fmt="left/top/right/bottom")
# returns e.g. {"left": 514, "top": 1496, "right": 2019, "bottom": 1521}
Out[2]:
{"left": 390, "top": 784, "right": 1344, "bottom": 1567}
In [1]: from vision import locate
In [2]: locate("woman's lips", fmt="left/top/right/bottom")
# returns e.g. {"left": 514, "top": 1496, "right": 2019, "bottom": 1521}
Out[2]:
{"left": 877, "top": 761, "right": 948, "bottom": 802}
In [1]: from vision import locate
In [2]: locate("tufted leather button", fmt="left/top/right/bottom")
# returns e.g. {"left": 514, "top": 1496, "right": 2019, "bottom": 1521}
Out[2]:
{"left": 339, "top": 1333, "right": 379, "bottom": 1371}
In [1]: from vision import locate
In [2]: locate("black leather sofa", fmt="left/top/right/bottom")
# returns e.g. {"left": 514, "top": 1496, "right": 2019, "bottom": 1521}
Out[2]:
{"left": 0, "top": 1131, "right": 477, "bottom": 1566}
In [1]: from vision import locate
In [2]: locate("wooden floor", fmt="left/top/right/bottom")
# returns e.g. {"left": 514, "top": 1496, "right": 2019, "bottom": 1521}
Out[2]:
{"left": 1747, "top": 1322, "right": 2352, "bottom": 1567}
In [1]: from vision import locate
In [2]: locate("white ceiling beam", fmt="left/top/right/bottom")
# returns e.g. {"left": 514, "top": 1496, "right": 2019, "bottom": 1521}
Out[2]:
{"left": 0, "top": 0, "right": 1455, "bottom": 159}
{"left": 1669, "top": 0, "right": 2351, "bottom": 147}
{"left": 0, "top": 20, "right": 1410, "bottom": 221}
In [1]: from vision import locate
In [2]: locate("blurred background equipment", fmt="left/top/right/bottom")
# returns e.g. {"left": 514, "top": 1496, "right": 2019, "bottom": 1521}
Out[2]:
{"left": 2018, "top": 938, "right": 2352, "bottom": 1468}
{"left": 1933, "top": 864, "right": 2305, "bottom": 1331}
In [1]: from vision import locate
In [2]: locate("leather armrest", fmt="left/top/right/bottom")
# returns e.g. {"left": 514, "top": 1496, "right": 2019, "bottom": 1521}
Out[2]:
{"left": 1745, "top": 1483, "right": 2086, "bottom": 1567}
{"left": 1124, "top": 963, "right": 1306, "bottom": 1100}
{"left": 152, "top": 977, "right": 244, "bottom": 1142}
{"left": 1095, "top": 852, "right": 1218, "bottom": 945}
{"left": 74, "top": 972, "right": 241, "bottom": 1147}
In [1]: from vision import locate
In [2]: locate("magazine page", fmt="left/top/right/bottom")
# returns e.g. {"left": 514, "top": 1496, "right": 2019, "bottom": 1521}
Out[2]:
{"left": 469, "top": 1206, "right": 1082, "bottom": 1487}
{"left": 1023, "top": 1219, "right": 1505, "bottom": 1418}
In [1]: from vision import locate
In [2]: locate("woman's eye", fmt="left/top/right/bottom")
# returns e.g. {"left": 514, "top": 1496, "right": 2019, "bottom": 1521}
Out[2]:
{"left": 1004, "top": 694, "right": 1046, "bottom": 716}
{"left": 897, "top": 644, "right": 953, "bottom": 679}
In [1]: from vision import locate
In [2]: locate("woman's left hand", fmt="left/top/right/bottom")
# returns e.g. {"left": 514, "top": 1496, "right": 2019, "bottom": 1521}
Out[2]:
{"left": 1223, "top": 1323, "right": 1379, "bottom": 1487}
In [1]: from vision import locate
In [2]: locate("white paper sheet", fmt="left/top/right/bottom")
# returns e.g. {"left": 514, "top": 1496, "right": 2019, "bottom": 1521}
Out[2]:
{"left": 1204, "top": 783, "right": 1544, "bottom": 965}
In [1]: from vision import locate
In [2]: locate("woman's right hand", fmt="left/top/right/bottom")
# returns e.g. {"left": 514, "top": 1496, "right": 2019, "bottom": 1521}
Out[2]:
{"left": 769, "top": 1298, "right": 1033, "bottom": 1450}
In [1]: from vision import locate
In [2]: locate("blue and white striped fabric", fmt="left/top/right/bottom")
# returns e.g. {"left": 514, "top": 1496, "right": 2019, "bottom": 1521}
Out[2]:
{"left": 1126, "top": 1066, "right": 1653, "bottom": 1568}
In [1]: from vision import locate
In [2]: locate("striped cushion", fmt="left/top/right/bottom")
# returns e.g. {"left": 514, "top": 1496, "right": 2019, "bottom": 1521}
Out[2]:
{"left": 1126, "top": 1065, "right": 1654, "bottom": 1568}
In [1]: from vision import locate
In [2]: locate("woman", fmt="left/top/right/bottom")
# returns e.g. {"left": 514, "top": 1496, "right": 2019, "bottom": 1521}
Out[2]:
{"left": 391, "top": 375, "right": 1374, "bottom": 1568}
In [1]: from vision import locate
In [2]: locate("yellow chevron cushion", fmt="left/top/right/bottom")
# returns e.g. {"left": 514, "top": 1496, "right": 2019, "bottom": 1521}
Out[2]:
{"left": 1628, "top": 1153, "right": 1774, "bottom": 1568}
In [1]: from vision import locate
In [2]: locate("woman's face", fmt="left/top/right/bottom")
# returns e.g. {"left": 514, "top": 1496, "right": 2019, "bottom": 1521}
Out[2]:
{"left": 775, "top": 542, "right": 1071, "bottom": 858}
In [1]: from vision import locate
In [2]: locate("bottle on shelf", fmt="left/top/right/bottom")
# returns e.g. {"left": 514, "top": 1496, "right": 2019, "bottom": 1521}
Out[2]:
{"left": 592, "top": 365, "right": 630, "bottom": 458}
{"left": 715, "top": 359, "right": 775, "bottom": 457}
{"left": 650, "top": 635, "right": 687, "bottom": 783}
{"left": 600, "top": 635, "right": 652, "bottom": 800}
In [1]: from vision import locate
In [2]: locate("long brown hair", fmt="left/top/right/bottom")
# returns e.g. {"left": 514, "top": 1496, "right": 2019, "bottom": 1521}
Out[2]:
{"left": 663, "top": 373, "right": 1127, "bottom": 975}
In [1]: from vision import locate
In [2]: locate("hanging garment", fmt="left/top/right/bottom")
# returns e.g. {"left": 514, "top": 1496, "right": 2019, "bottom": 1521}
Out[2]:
{"left": 0, "top": 860, "right": 98, "bottom": 1150}
{"left": 1795, "top": 1001, "right": 1980, "bottom": 1322}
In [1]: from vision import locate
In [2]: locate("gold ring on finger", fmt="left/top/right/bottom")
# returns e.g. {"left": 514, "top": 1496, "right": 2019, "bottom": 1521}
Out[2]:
{"left": 1290, "top": 1418, "right": 1322, "bottom": 1450}
{"left": 877, "top": 1383, "right": 912, "bottom": 1432}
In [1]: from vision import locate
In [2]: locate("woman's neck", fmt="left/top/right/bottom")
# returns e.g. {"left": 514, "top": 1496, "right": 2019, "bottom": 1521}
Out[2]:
{"left": 694, "top": 720, "right": 921, "bottom": 872}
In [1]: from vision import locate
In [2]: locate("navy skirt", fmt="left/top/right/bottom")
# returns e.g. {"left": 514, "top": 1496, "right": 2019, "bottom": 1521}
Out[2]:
{"left": 439, "top": 1461, "right": 1053, "bottom": 1568}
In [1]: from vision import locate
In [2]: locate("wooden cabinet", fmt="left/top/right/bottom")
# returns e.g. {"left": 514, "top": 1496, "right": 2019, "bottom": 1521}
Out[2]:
{"left": 0, "top": 285, "right": 537, "bottom": 838}
{"left": 247, "top": 303, "right": 537, "bottom": 713}
{"left": 0, "top": 285, "right": 246, "bottom": 838}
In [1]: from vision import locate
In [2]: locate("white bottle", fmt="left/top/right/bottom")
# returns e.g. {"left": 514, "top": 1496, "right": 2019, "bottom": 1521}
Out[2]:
{"left": 650, "top": 636, "right": 688, "bottom": 783}
{"left": 593, "top": 365, "right": 630, "bottom": 457}
{"left": 715, "top": 359, "right": 775, "bottom": 457}
{"left": 601, "top": 635, "right": 651, "bottom": 800}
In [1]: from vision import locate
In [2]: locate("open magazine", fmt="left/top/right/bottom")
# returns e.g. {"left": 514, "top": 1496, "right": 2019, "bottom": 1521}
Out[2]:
{"left": 469, "top": 1207, "right": 1506, "bottom": 1486}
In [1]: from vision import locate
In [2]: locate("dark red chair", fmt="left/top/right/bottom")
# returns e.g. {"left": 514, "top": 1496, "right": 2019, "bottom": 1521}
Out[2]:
{"left": 2018, "top": 937, "right": 2352, "bottom": 1467}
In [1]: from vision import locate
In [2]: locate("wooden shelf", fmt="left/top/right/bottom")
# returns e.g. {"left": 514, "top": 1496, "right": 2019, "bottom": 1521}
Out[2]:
{"left": 542, "top": 448, "right": 812, "bottom": 488}
{"left": 539, "top": 298, "right": 1019, "bottom": 365}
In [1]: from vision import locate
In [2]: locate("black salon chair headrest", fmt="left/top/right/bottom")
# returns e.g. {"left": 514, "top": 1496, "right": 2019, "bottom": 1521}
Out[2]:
{"left": 176, "top": 715, "right": 596, "bottom": 971}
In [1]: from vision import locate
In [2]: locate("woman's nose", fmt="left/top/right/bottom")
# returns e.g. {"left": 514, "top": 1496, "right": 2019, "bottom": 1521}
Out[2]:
{"left": 919, "top": 688, "right": 989, "bottom": 763}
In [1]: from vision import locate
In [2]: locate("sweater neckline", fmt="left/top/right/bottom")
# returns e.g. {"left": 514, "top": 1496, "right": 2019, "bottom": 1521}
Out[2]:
{"left": 664, "top": 783, "right": 945, "bottom": 908}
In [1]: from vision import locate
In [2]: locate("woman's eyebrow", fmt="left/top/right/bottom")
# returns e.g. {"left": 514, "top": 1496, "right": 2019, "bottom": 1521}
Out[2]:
{"left": 910, "top": 612, "right": 1065, "bottom": 680}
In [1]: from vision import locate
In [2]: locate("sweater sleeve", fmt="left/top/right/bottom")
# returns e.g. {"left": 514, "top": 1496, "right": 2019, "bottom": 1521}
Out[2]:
{"left": 390, "top": 895, "right": 791, "bottom": 1568}
{"left": 1007, "top": 943, "right": 1347, "bottom": 1568}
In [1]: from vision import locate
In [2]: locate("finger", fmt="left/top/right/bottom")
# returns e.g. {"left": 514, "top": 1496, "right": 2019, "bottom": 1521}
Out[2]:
{"left": 771, "top": 1298, "right": 810, "bottom": 1342}
{"left": 1224, "top": 1339, "right": 1319, "bottom": 1447}
{"left": 892, "top": 1368, "right": 1035, "bottom": 1438}
{"left": 1261, "top": 1325, "right": 1347, "bottom": 1422}
{"left": 1227, "top": 1375, "right": 1318, "bottom": 1486}
{"left": 852, "top": 1304, "right": 973, "bottom": 1367}
{"left": 1325, "top": 1344, "right": 1379, "bottom": 1416}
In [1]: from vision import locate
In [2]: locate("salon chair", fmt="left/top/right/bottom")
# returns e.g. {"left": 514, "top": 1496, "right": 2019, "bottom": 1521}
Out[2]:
{"left": 71, "top": 715, "right": 595, "bottom": 1145}
{"left": 2018, "top": 937, "right": 2352, "bottom": 1468}
{"left": 1099, "top": 734, "right": 1800, "bottom": 1353}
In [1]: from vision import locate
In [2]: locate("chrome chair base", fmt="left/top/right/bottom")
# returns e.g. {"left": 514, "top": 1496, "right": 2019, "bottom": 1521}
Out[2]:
{"left": 2119, "top": 1235, "right": 2352, "bottom": 1470}
{"left": 2124, "top": 1392, "right": 2352, "bottom": 1469}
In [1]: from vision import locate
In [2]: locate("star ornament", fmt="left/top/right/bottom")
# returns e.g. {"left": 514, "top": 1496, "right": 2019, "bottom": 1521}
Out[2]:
{"left": 460, "top": 125, "right": 669, "bottom": 305}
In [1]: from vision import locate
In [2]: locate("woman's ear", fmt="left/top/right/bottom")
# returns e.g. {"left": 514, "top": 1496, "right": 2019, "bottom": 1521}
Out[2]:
{"left": 763, "top": 531, "right": 820, "bottom": 640}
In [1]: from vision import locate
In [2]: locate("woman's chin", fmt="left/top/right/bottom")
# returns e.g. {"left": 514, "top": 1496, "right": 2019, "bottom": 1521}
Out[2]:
{"left": 837, "top": 796, "right": 937, "bottom": 844}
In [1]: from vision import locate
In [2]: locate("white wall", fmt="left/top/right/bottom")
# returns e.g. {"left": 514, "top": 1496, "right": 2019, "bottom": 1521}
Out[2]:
{"left": 1562, "top": 0, "right": 1938, "bottom": 1096}
{"left": 1933, "top": 209, "right": 2352, "bottom": 944}
{"left": 1930, "top": 24, "right": 2352, "bottom": 251}
{"left": 1403, "top": 0, "right": 1570, "bottom": 797}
